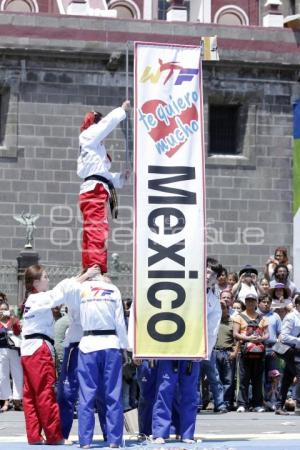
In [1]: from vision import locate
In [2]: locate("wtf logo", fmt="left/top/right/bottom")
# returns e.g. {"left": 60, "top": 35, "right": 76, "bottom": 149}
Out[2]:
{"left": 140, "top": 58, "right": 198, "bottom": 86}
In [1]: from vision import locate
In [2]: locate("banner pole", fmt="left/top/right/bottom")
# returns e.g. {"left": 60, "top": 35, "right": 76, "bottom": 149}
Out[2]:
{"left": 125, "top": 42, "right": 129, "bottom": 168}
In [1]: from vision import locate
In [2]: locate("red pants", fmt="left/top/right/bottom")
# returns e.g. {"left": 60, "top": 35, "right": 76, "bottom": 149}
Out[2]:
{"left": 79, "top": 182, "right": 109, "bottom": 273}
{"left": 21, "top": 342, "right": 63, "bottom": 444}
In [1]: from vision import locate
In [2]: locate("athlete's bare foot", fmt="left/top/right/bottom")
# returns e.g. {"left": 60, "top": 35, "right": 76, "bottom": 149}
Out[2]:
{"left": 0, "top": 400, "right": 10, "bottom": 412}
{"left": 50, "top": 439, "right": 73, "bottom": 445}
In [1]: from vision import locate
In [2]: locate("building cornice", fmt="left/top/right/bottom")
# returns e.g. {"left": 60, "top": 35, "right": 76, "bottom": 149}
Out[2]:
{"left": 0, "top": 12, "right": 299, "bottom": 65}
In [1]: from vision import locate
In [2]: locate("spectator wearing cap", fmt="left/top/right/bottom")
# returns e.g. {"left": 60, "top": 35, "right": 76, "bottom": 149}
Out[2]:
{"left": 233, "top": 293, "right": 269, "bottom": 413}
{"left": 214, "top": 301, "right": 238, "bottom": 411}
{"left": 275, "top": 295, "right": 300, "bottom": 415}
{"left": 232, "top": 265, "right": 263, "bottom": 304}
{"left": 258, "top": 294, "right": 282, "bottom": 410}
{"left": 265, "top": 370, "right": 281, "bottom": 411}
{"left": 269, "top": 265, "right": 297, "bottom": 298}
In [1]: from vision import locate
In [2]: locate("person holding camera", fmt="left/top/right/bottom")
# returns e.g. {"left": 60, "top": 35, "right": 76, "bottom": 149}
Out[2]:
{"left": 264, "top": 247, "right": 293, "bottom": 282}
{"left": 0, "top": 300, "right": 23, "bottom": 412}
{"left": 233, "top": 293, "right": 269, "bottom": 413}
{"left": 232, "top": 265, "right": 263, "bottom": 304}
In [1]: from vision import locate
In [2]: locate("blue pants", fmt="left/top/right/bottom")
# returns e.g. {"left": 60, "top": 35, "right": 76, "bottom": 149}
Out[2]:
{"left": 57, "top": 344, "right": 80, "bottom": 439}
{"left": 57, "top": 344, "right": 107, "bottom": 440}
{"left": 215, "top": 350, "right": 235, "bottom": 408}
{"left": 137, "top": 361, "right": 158, "bottom": 436}
{"left": 199, "top": 352, "right": 225, "bottom": 410}
{"left": 152, "top": 360, "right": 200, "bottom": 440}
{"left": 77, "top": 348, "right": 123, "bottom": 446}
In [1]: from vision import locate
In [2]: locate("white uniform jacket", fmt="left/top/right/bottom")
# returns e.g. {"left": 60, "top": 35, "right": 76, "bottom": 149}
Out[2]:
{"left": 21, "top": 287, "right": 69, "bottom": 357}
{"left": 28, "top": 277, "right": 129, "bottom": 354}
{"left": 77, "top": 106, "right": 126, "bottom": 195}
{"left": 206, "top": 287, "right": 222, "bottom": 359}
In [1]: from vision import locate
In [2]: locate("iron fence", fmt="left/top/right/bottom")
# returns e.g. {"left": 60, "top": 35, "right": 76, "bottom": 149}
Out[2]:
{"left": 0, "top": 263, "right": 133, "bottom": 304}
{"left": 0, "top": 264, "right": 18, "bottom": 302}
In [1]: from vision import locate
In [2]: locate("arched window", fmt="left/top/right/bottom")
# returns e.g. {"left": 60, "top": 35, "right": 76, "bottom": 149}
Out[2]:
{"left": 1, "top": 0, "right": 38, "bottom": 12}
{"left": 214, "top": 5, "right": 249, "bottom": 26}
{"left": 108, "top": 0, "right": 141, "bottom": 19}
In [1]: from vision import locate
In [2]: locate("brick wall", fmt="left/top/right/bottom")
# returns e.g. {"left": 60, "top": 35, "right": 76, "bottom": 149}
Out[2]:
{"left": 212, "top": 0, "right": 259, "bottom": 24}
{"left": 0, "top": 53, "right": 295, "bottom": 276}
{"left": 0, "top": 13, "right": 298, "bottom": 300}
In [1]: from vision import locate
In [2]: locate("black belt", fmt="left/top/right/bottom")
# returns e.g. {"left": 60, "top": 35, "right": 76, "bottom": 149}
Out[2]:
{"left": 84, "top": 175, "right": 118, "bottom": 219}
{"left": 24, "top": 333, "right": 54, "bottom": 346}
{"left": 266, "top": 343, "right": 276, "bottom": 348}
{"left": 215, "top": 347, "right": 233, "bottom": 352}
{"left": 83, "top": 330, "right": 116, "bottom": 336}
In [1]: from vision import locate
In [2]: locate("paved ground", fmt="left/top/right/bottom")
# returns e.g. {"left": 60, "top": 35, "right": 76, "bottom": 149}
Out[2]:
{"left": 1, "top": 410, "right": 300, "bottom": 449}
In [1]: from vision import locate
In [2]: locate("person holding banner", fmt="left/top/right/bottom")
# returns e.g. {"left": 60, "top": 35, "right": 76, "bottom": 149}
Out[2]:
{"left": 152, "top": 359, "right": 200, "bottom": 444}
{"left": 78, "top": 100, "right": 131, "bottom": 274}
{"left": 151, "top": 258, "right": 223, "bottom": 444}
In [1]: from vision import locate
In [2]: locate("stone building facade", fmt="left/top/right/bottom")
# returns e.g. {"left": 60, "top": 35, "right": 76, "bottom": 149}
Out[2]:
{"left": 0, "top": 5, "right": 299, "bottom": 299}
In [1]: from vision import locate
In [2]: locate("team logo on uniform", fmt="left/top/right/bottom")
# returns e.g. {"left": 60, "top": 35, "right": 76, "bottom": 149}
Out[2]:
{"left": 81, "top": 286, "right": 115, "bottom": 302}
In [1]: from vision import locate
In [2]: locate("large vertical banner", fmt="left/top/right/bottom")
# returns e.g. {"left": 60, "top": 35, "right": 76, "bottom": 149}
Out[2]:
{"left": 293, "top": 100, "right": 300, "bottom": 289}
{"left": 134, "top": 42, "right": 206, "bottom": 359}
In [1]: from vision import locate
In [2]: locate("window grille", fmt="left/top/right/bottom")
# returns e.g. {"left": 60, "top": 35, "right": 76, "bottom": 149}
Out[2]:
{"left": 158, "top": 0, "right": 168, "bottom": 20}
{"left": 209, "top": 104, "right": 240, "bottom": 155}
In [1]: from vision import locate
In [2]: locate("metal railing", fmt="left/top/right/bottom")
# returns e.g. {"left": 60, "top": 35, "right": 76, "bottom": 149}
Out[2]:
{"left": 0, "top": 262, "right": 133, "bottom": 303}
{"left": 0, "top": 264, "right": 18, "bottom": 301}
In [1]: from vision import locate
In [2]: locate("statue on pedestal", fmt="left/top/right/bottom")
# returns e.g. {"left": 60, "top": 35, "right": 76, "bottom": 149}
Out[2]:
{"left": 13, "top": 212, "right": 40, "bottom": 249}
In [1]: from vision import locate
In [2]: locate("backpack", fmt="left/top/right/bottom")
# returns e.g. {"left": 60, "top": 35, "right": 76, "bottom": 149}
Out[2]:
{"left": 239, "top": 313, "right": 265, "bottom": 358}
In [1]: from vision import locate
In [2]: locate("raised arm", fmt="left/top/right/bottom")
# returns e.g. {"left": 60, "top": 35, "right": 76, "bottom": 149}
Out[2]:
{"left": 79, "top": 101, "right": 130, "bottom": 147}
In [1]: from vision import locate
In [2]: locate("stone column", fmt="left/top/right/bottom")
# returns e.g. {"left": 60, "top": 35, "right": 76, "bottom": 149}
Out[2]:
{"left": 263, "top": 0, "right": 283, "bottom": 27}
{"left": 17, "top": 250, "right": 39, "bottom": 307}
{"left": 166, "top": 0, "right": 188, "bottom": 22}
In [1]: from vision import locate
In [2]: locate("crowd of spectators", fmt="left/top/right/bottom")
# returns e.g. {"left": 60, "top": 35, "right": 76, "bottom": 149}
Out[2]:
{"left": 1, "top": 246, "right": 300, "bottom": 420}
{"left": 198, "top": 247, "right": 300, "bottom": 415}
